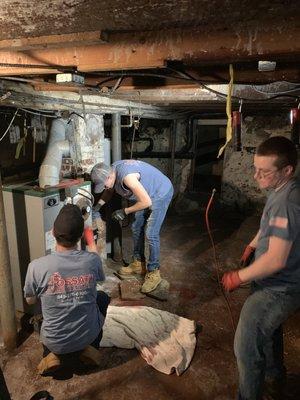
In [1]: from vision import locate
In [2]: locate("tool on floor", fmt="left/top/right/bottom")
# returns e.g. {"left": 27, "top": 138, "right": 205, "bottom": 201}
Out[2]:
{"left": 205, "top": 188, "right": 235, "bottom": 332}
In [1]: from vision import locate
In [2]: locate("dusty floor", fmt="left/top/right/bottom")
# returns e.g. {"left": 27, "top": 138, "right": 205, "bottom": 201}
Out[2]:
{"left": 1, "top": 199, "right": 300, "bottom": 400}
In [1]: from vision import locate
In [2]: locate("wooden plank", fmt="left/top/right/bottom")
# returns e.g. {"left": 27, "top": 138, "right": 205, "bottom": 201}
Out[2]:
{"left": 0, "top": 31, "right": 107, "bottom": 51}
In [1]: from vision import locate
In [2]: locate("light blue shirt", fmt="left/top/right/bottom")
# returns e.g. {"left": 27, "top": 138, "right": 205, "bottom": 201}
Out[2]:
{"left": 112, "top": 160, "right": 173, "bottom": 201}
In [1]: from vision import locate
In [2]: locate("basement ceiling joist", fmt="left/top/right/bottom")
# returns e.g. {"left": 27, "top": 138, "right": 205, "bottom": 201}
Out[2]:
{"left": 0, "top": 31, "right": 108, "bottom": 51}
{"left": 0, "top": 1, "right": 299, "bottom": 110}
{"left": 0, "top": 80, "right": 184, "bottom": 118}
{"left": 0, "top": 26, "right": 299, "bottom": 76}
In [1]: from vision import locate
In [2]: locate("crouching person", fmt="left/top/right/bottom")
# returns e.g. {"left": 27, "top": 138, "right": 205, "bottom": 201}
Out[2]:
{"left": 24, "top": 204, "right": 110, "bottom": 375}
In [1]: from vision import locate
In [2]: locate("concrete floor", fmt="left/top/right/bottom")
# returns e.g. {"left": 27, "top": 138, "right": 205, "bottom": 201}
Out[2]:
{"left": 1, "top": 204, "right": 300, "bottom": 400}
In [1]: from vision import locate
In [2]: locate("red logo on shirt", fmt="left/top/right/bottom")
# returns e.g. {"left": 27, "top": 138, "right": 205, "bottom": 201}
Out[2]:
{"left": 46, "top": 272, "right": 95, "bottom": 294}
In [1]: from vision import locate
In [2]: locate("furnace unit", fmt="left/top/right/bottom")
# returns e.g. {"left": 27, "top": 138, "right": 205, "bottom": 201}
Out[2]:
{"left": 3, "top": 180, "right": 92, "bottom": 312}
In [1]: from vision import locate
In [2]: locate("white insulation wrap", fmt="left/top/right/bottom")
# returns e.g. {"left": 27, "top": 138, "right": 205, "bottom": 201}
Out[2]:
{"left": 39, "top": 118, "right": 70, "bottom": 188}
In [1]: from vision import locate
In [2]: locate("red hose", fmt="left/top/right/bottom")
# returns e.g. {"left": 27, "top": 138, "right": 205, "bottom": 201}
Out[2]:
{"left": 205, "top": 188, "right": 236, "bottom": 332}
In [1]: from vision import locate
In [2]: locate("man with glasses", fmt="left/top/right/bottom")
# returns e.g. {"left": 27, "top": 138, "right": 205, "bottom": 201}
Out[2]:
{"left": 222, "top": 136, "right": 300, "bottom": 399}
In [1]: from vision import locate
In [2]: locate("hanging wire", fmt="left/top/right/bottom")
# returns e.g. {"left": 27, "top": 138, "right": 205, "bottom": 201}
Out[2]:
{"left": 167, "top": 66, "right": 300, "bottom": 102}
{"left": 109, "top": 76, "right": 124, "bottom": 94}
{"left": 130, "top": 124, "right": 137, "bottom": 159}
{"left": 0, "top": 108, "right": 19, "bottom": 142}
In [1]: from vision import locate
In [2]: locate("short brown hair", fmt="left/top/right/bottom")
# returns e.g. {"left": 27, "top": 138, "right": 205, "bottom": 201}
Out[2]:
{"left": 256, "top": 136, "right": 298, "bottom": 171}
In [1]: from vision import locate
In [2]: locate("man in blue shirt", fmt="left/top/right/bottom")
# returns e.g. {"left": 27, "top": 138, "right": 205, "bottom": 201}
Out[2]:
{"left": 222, "top": 136, "right": 300, "bottom": 399}
{"left": 24, "top": 204, "right": 109, "bottom": 375}
{"left": 91, "top": 160, "right": 174, "bottom": 293}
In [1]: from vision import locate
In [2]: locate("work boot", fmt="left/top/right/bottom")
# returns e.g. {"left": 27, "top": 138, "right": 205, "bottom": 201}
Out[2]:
{"left": 141, "top": 269, "right": 162, "bottom": 293}
{"left": 37, "top": 353, "right": 61, "bottom": 375}
{"left": 79, "top": 345, "right": 102, "bottom": 367}
{"left": 118, "top": 260, "right": 146, "bottom": 275}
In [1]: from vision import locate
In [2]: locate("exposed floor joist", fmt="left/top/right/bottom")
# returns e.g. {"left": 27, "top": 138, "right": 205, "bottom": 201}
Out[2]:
{"left": 0, "top": 80, "right": 183, "bottom": 118}
{"left": 0, "top": 26, "right": 299, "bottom": 76}
{"left": 0, "top": 31, "right": 108, "bottom": 51}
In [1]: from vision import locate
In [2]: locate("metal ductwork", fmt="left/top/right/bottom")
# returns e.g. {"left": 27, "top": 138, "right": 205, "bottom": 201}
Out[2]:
{"left": 39, "top": 118, "right": 70, "bottom": 188}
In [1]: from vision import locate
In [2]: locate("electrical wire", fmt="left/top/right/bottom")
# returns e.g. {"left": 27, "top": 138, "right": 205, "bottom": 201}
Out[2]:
{"left": 167, "top": 67, "right": 300, "bottom": 102}
{"left": 130, "top": 125, "right": 137, "bottom": 159}
{"left": 251, "top": 84, "right": 300, "bottom": 96}
{"left": 94, "top": 68, "right": 300, "bottom": 103}
{"left": 205, "top": 188, "right": 236, "bottom": 333}
{"left": 0, "top": 108, "right": 19, "bottom": 142}
{"left": 110, "top": 76, "right": 124, "bottom": 94}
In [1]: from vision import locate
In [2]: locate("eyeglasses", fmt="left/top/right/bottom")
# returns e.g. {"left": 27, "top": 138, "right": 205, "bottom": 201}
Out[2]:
{"left": 253, "top": 167, "right": 279, "bottom": 179}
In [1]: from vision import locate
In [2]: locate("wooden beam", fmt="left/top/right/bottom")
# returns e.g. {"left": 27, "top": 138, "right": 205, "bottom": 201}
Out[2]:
{"left": 31, "top": 82, "right": 194, "bottom": 92}
{"left": 0, "top": 26, "right": 299, "bottom": 76}
{"left": 0, "top": 80, "right": 178, "bottom": 119}
{"left": 0, "top": 31, "right": 108, "bottom": 51}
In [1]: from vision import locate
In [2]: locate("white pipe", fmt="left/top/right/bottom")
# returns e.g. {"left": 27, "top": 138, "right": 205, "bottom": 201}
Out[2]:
{"left": 39, "top": 118, "right": 70, "bottom": 188}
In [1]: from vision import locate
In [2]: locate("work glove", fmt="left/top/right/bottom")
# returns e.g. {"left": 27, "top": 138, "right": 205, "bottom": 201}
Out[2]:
{"left": 93, "top": 203, "right": 101, "bottom": 212}
{"left": 222, "top": 270, "right": 242, "bottom": 292}
{"left": 111, "top": 209, "right": 126, "bottom": 222}
{"left": 84, "top": 227, "right": 94, "bottom": 247}
{"left": 240, "top": 245, "right": 255, "bottom": 267}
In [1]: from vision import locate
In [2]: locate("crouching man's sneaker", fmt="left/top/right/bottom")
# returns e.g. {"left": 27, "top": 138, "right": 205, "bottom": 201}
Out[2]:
{"left": 141, "top": 269, "right": 162, "bottom": 293}
{"left": 37, "top": 352, "right": 61, "bottom": 375}
{"left": 118, "top": 260, "right": 146, "bottom": 276}
{"left": 79, "top": 345, "right": 102, "bottom": 367}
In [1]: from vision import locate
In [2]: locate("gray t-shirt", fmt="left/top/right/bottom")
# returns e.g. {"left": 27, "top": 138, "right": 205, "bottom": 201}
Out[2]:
{"left": 255, "top": 178, "right": 300, "bottom": 292}
{"left": 24, "top": 249, "right": 105, "bottom": 354}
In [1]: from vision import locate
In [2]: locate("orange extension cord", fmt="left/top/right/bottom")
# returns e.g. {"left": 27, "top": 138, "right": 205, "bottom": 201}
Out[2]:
{"left": 205, "top": 188, "right": 236, "bottom": 333}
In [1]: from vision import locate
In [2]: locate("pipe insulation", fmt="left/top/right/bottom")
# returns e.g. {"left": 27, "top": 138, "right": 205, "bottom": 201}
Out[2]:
{"left": 39, "top": 118, "right": 70, "bottom": 188}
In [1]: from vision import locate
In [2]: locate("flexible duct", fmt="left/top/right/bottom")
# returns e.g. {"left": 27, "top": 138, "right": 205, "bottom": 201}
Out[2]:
{"left": 39, "top": 118, "right": 70, "bottom": 188}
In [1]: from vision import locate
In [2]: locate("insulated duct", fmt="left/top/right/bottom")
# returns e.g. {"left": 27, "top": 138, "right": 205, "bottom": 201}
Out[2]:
{"left": 39, "top": 118, "right": 70, "bottom": 188}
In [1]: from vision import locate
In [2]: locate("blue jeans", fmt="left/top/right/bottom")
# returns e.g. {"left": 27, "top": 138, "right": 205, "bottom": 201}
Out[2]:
{"left": 131, "top": 188, "right": 173, "bottom": 271}
{"left": 234, "top": 283, "right": 300, "bottom": 400}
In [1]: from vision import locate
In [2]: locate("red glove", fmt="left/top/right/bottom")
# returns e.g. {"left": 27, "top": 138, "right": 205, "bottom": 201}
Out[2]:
{"left": 240, "top": 245, "right": 255, "bottom": 267}
{"left": 84, "top": 227, "right": 94, "bottom": 246}
{"left": 222, "top": 271, "right": 242, "bottom": 291}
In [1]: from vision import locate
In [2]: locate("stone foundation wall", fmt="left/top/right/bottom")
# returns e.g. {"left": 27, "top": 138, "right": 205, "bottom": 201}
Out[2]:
{"left": 221, "top": 113, "right": 298, "bottom": 211}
